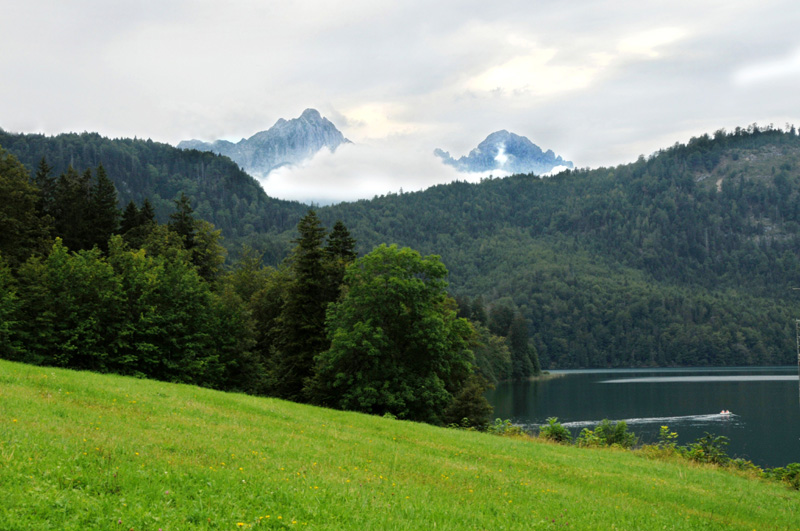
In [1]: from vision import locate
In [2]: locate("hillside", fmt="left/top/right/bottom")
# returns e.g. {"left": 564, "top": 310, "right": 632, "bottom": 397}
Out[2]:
{"left": 2, "top": 359, "right": 798, "bottom": 530}
{"left": 0, "top": 128, "right": 306, "bottom": 262}
{"left": 311, "top": 127, "right": 800, "bottom": 368}
{"left": 3, "top": 125, "right": 800, "bottom": 368}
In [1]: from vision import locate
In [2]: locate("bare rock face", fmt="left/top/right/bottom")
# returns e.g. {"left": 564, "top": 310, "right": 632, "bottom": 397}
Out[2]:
{"left": 435, "top": 130, "right": 572, "bottom": 175}
{"left": 179, "top": 109, "right": 350, "bottom": 177}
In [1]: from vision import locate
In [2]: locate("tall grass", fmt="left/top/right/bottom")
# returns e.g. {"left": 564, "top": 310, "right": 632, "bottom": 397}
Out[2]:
{"left": 1, "top": 359, "right": 798, "bottom": 530}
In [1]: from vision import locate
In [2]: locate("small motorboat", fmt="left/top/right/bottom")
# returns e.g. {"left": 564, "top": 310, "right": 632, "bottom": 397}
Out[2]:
{"left": 719, "top": 409, "right": 731, "bottom": 416}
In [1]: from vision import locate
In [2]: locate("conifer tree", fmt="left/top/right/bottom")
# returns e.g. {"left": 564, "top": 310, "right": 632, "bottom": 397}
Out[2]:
{"left": 0, "top": 149, "right": 51, "bottom": 266}
{"left": 87, "top": 164, "right": 120, "bottom": 252}
{"left": 169, "top": 192, "right": 196, "bottom": 251}
{"left": 270, "top": 210, "right": 328, "bottom": 401}
{"left": 120, "top": 201, "right": 140, "bottom": 235}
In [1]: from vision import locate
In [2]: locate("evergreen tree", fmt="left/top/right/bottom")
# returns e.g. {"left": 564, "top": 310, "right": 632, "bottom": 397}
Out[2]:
{"left": 51, "top": 166, "right": 92, "bottom": 251}
{"left": 87, "top": 164, "right": 120, "bottom": 252}
{"left": 34, "top": 156, "right": 55, "bottom": 219}
{"left": 169, "top": 192, "right": 196, "bottom": 251}
{"left": 269, "top": 210, "right": 328, "bottom": 401}
{"left": 138, "top": 198, "right": 155, "bottom": 225}
{"left": 120, "top": 201, "right": 140, "bottom": 235}
{"left": 0, "top": 149, "right": 51, "bottom": 267}
{"left": 323, "top": 219, "right": 357, "bottom": 303}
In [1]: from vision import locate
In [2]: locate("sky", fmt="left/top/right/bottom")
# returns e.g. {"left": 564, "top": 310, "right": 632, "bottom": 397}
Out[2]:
{"left": 2, "top": 0, "right": 799, "bottom": 203}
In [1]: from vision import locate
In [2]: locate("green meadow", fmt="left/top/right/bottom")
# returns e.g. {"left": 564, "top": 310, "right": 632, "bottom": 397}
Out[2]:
{"left": 1, "top": 359, "right": 798, "bottom": 530}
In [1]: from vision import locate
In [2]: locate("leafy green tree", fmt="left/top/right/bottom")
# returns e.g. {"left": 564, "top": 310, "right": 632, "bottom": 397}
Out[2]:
{"left": 470, "top": 323, "right": 512, "bottom": 384}
{"left": 13, "top": 239, "right": 124, "bottom": 371}
{"left": 310, "top": 244, "right": 477, "bottom": 424}
{"left": 509, "top": 315, "right": 540, "bottom": 378}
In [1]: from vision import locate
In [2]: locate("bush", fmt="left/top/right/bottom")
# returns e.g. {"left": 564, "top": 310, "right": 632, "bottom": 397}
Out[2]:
{"left": 682, "top": 432, "right": 730, "bottom": 465}
{"left": 763, "top": 463, "right": 800, "bottom": 490}
{"left": 539, "top": 417, "right": 572, "bottom": 443}
{"left": 486, "top": 418, "right": 526, "bottom": 437}
{"left": 575, "top": 419, "right": 637, "bottom": 449}
{"left": 593, "top": 419, "right": 638, "bottom": 449}
{"left": 575, "top": 427, "right": 603, "bottom": 448}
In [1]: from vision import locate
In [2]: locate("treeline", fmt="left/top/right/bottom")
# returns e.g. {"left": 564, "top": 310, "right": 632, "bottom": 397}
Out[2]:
{"left": 1, "top": 148, "right": 540, "bottom": 426}
{"left": 0, "top": 128, "right": 307, "bottom": 263}
{"left": 4, "top": 125, "right": 800, "bottom": 369}
{"left": 310, "top": 125, "right": 800, "bottom": 368}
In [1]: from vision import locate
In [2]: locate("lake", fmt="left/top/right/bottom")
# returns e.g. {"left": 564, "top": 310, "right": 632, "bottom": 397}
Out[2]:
{"left": 486, "top": 366, "right": 800, "bottom": 468}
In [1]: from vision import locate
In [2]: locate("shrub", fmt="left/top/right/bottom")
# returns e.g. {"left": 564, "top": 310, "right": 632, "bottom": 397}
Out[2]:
{"left": 539, "top": 417, "right": 572, "bottom": 443}
{"left": 682, "top": 432, "right": 730, "bottom": 465}
{"left": 576, "top": 427, "right": 603, "bottom": 448}
{"left": 486, "top": 418, "right": 526, "bottom": 437}
{"left": 763, "top": 463, "right": 800, "bottom": 490}
{"left": 593, "top": 419, "right": 638, "bottom": 449}
{"left": 657, "top": 425, "right": 679, "bottom": 451}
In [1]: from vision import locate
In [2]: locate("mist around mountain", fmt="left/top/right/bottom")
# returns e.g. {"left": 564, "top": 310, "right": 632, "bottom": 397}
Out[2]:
{"left": 3, "top": 123, "right": 800, "bottom": 370}
{"left": 178, "top": 109, "right": 351, "bottom": 178}
{"left": 435, "top": 130, "right": 573, "bottom": 175}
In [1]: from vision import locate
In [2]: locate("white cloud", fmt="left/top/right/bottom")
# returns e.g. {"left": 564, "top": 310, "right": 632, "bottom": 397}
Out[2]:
{"left": 1, "top": 0, "right": 799, "bottom": 187}
{"left": 733, "top": 49, "right": 800, "bottom": 86}
{"left": 258, "top": 139, "right": 464, "bottom": 204}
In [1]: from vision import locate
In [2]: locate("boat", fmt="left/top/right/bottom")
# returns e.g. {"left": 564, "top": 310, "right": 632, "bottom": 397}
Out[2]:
{"left": 719, "top": 409, "right": 731, "bottom": 415}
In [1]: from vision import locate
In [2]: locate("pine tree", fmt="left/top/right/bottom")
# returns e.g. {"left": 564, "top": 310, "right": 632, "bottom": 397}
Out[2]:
{"left": 323, "top": 220, "right": 357, "bottom": 302}
{"left": 34, "top": 157, "right": 55, "bottom": 219}
{"left": 169, "top": 192, "right": 196, "bottom": 251}
{"left": 87, "top": 164, "right": 120, "bottom": 252}
{"left": 51, "top": 166, "right": 92, "bottom": 251}
{"left": 270, "top": 210, "right": 328, "bottom": 401}
{"left": 120, "top": 201, "right": 140, "bottom": 235}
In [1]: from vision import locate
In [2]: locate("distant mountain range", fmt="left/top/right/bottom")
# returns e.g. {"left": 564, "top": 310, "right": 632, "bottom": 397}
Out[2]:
{"left": 178, "top": 108, "right": 351, "bottom": 177}
{"left": 435, "top": 130, "right": 572, "bottom": 175}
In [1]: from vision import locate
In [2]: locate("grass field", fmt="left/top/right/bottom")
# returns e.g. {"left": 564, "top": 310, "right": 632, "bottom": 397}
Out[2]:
{"left": 1, "top": 359, "right": 798, "bottom": 530}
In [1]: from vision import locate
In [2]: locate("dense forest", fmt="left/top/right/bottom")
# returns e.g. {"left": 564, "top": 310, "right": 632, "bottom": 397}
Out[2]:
{"left": 3, "top": 124, "right": 800, "bottom": 369}
{"left": 1, "top": 147, "right": 537, "bottom": 426}
{"left": 0, "top": 129, "right": 306, "bottom": 264}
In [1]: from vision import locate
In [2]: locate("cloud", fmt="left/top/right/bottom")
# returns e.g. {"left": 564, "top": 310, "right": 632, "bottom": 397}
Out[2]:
{"left": 733, "top": 48, "right": 800, "bottom": 86}
{"left": 258, "top": 138, "right": 464, "bottom": 204}
{"left": 2, "top": 0, "right": 799, "bottom": 187}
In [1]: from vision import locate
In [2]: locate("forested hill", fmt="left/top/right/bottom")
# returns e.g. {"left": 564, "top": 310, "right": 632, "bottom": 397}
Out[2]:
{"left": 3, "top": 125, "right": 800, "bottom": 369}
{"left": 311, "top": 126, "right": 800, "bottom": 368}
{"left": 0, "top": 129, "right": 306, "bottom": 263}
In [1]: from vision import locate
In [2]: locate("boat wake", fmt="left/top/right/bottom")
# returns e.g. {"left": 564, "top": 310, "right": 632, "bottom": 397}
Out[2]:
{"left": 525, "top": 413, "right": 739, "bottom": 430}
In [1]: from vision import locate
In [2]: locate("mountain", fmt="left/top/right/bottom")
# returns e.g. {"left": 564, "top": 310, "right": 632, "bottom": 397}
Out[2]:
{"left": 4, "top": 123, "right": 800, "bottom": 370}
{"left": 178, "top": 108, "right": 351, "bottom": 177}
{"left": 434, "top": 130, "right": 572, "bottom": 175}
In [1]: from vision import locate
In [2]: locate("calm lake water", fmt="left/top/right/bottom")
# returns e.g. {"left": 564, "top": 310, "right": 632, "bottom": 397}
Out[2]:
{"left": 486, "top": 366, "right": 800, "bottom": 468}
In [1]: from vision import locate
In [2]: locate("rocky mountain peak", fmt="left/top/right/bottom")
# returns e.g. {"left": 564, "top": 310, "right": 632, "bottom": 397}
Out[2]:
{"left": 435, "top": 131, "right": 572, "bottom": 175}
{"left": 178, "top": 109, "right": 350, "bottom": 178}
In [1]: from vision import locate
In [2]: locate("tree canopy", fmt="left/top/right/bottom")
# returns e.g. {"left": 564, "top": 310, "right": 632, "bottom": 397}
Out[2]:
{"left": 310, "top": 244, "right": 485, "bottom": 425}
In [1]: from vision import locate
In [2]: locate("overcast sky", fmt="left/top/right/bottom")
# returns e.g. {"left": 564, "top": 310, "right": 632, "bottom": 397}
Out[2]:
{"left": 2, "top": 0, "right": 799, "bottom": 203}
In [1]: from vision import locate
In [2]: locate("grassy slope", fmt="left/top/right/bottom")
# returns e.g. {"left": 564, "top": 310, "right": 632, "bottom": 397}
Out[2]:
{"left": 1, "top": 360, "right": 797, "bottom": 530}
